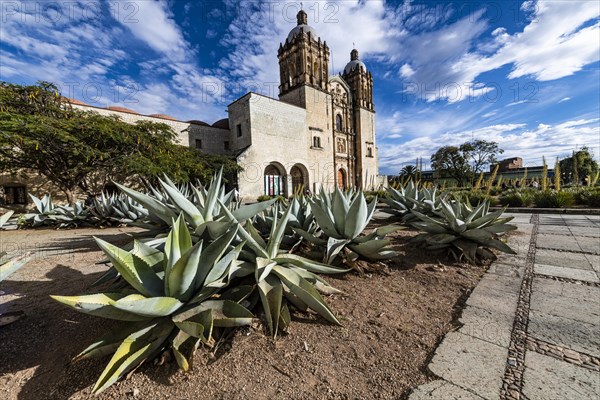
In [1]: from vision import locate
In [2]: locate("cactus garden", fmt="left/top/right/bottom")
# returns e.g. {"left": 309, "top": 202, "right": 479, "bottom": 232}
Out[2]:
{"left": 0, "top": 174, "right": 519, "bottom": 399}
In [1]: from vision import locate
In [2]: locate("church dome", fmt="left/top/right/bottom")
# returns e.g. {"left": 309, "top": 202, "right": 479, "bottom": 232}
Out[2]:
{"left": 286, "top": 10, "right": 319, "bottom": 42}
{"left": 343, "top": 49, "right": 367, "bottom": 74}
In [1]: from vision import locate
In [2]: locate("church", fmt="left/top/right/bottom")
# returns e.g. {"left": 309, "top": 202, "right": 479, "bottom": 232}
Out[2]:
{"left": 1, "top": 10, "right": 379, "bottom": 205}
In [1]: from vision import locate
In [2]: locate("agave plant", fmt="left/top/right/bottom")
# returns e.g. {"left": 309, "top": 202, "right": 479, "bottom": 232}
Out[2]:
{"left": 254, "top": 196, "right": 317, "bottom": 251}
{"left": 0, "top": 252, "right": 32, "bottom": 326}
{"left": 90, "top": 192, "right": 148, "bottom": 225}
{"left": 21, "top": 194, "right": 91, "bottom": 228}
{"left": 22, "top": 194, "right": 56, "bottom": 227}
{"left": 410, "top": 199, "right": 517, "bottom": 263}
{"left": 51, "top": 216, "right": 254, "bottom": 394}
{"left": 116, "top": 169, "right": 275, "bottom": 239}
{"left": 220, "top": 201, "right": 346, "bottom": 337}
{"left": 381, "top": 180, "right": 444, "bottom": 222}
{"left": 299, "top": 188, "right": 402, "bottom": 270}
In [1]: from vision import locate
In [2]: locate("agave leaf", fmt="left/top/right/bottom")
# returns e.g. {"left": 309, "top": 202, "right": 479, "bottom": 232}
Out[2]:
{"left": 95, "top": 238, "right": 163, "bottom": 298}
{"left": 50, "top": 293, "right": 149, "bottom": 321}
{"left": 267, "top": 205, "right": 293, "bottom": 258}
{"left": 114, "top": 183, "right": 176, "bottom": 225}
{"left": 461, "top": 228, "right": 494, "bottom": 243}
{"left": 279, "top": 303, "right": 291, "bottom": 332}
{"left": 332, "top": 188, "right": 349, "bottom": 234}
{"left": 218, "top": 200, "right": 269, "bottom": 258}
{"left": 194, "top": 225, "right": 238, "bottom": 291}
{"left": 325, "top": 237, "right": 350, "bottom": 264}
{"left": 204, "top": 221, "right": 232, "bottom": 239}
{"left": 482, "top": 224, "right": 518, "bottom": 234}
{"left": 160, "top": 179, "right": 204, "bottom": 228}
{"left": 204, "top": 168, "right": 223, "bottom": 221}
{"left": 466, "top": 209, "right": 505, "bottom": 229}
{"left": 0, "top": 253, "right": 32, "bottom": 282}
{"left": 292, "top": 227, "right": 327, "bottom": 245}
{"left": 410, "top": 221, "right": 448, "bottom": 234}
{"left": 423, "top": 234, "right": 456, "bottom": 245}
{"left": 453, "top": 240, "right": 478, "bottom": 263}
{"left": 74, "top": 321, "right": 151, "bottom": 362}
{"left": 343, "top": 192, "right": 369, "bottom": 239}
{"left": 309, "top": 201, "right": 339, "bottom": 238}
{"left": 484, "top": 238, "right": 517, "bottom": 254}
{"left": 166, "top": 240, "right": 203, "bottom": 301}
{"left": 0, "top": 210, "right": 14, "bottom": 228}
{"left": 205, "top": 300, "right": 254, "bottom": 327}
{"left": 348, "top": 239, "right": 392, "bottom": 258}
{"left": 245, "top": 220, "right": 267, "bottom": 249}
{"left": 231, "top": 198, "right": 277, "bottom": 222}
{"left": 112, "top": 294, "right": 183, "bottom": 317}
{"left": 172, "top": 330, "right": 191, "bottom": 371}
{"left": 218, "top": 284, "right": 255, "bottom": 303}
{"left": 255, "top": 257, "right": 276, "bottom": 283}
{"left": 273, "top": 254, "right": 349, "bottom": 274}
{"left": 272, "top": 265, "right": 340, "bottom": 326}
{"left": 92, "top": 320, "right": 173, "bottom": 394}
{"left": 257, "top": 275, "right": 283, "bottom": 337}
{"left": 131, "top": 240, "right": 164, "bottom": 269}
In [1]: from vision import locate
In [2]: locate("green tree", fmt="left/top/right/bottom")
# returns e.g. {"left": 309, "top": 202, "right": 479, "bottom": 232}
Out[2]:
{"left": 459, "top": 139, "right": 504, "bottom": 174}
{"left": 559, "top": 147, "right": 599, "bottom": 185}
{"left": 430, "top": 146, "right": 471, "bottom": 186}
{"left": 399, "top": 165, "right": 417, "bottom": 178}
{"left": 0, "top": 82, "right": 239, "bottom": 205}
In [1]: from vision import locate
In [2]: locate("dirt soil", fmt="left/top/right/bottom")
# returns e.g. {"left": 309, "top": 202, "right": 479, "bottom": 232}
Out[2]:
{"left": 0, "top": 224, "right": 490, "bottom": 400}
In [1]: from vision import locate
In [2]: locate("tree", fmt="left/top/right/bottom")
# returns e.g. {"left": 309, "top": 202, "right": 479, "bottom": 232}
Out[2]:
{"left": 559, "top": 147, "right": 598, "bottom": 185}
{"left": 430, "top": 146, "right": 471, "bottom": 186}
{"left": 459, "top": 139, "right": 504, "bottom": 174}
{"left": 399, "top": 165, "right": 417, "bottom": 178}
{"left": 0, "top": 82, "right": 239, "bottom": 205}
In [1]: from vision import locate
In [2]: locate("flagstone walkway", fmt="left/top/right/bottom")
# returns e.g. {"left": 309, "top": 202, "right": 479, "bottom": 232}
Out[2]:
{"left": 409, "top": 213, "right": 600, "bottom": 400}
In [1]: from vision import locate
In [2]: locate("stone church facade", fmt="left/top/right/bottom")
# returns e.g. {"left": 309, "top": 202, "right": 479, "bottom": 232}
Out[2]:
{"left": 1, "top": 11, "right": 379, "bottom": 206}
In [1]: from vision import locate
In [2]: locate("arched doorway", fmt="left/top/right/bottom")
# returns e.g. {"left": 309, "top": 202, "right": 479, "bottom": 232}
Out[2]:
{"left": 290, "top": 164, "right": 309, "bottom": 195}
{"left": 337, "top": 169, "right": 347, "bottom": 190}
{"left": 264, "top": 163, "right": 285, "bottom": 196}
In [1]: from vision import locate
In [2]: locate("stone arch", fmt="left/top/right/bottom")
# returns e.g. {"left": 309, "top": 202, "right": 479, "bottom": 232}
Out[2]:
{"left": 337, "top": 168, "right": 347, "bottom": 190}
{"left": 290, "top": 163, "right": 309, "bottom": 195}
{"left": 335, "top": 113, "right": 343, "bottom": 131}
{"left": 264, "top": 162, "right": 286, "bottom": 196}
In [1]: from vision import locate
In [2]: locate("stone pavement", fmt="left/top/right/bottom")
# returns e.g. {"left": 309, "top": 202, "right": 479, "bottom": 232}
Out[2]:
{"left": 409, "top": 213, "right": 600, "bottom": 400}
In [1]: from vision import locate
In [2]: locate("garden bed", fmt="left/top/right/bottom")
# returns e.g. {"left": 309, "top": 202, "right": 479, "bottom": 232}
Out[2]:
{"left": 0, "top": 225, "right": 494, "bottom": 399}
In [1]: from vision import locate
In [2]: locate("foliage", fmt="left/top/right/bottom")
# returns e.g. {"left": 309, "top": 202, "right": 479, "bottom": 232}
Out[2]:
{"left": 533, "top": 191, "right": 575, "bottom": 208}
{"left": 381, "top": 180, "right": 444, "bottom": 222}
{"left": 570, "top": 187, "right": 600, "bottom": 207}
{"left": 219, "top": 202, "right": 346, "bottom": 337}
{"left": 430, "top": 146, "right": 472, "bottom": 186}
{"left": 465, "top": 191, "right": 498, "bottom": 207}
{"left": 20, "top": 194, "right": 91, "bottom": 228}
{"left": 0, "top": 251, "right": 31, "bottom": 326}
{"left": 485, "top": 165, "right": 499, "bottom": 195}
{"left": 411, "top": 199, "right": 517, "bottom": 263}
{"left": 52, "top": 217, "right": 254, "bottom": 393}
{"left": 499, "top": 190, "right": 534, "bottom": 207}
{"left": 90, "top": 192, "right": 148, "bottom": 225}
{"left": 460, "top": 139, "right": 504, "bottom": 174}
{"left": 299, "top": 188, "right": 402, "bottom": 270}
{"left": 0, "top": 81, "right": 238, "bottom": 205}
{"left": 257, "top": 195, "right": 272, "bottom": 202}
{"left": 559, "top": 147, "right": 599, "bottom": 185}
{"left": 399, "top": 165, "right": 417, "bottom": 178}
{"left": 0, "top": 210, "right": 13, "bottom": 228}
{"left": 554, "top": 158, "right": 561, "bottom": 191}
{"left": 541, "top": 156, "right": 548, "bottom": 192}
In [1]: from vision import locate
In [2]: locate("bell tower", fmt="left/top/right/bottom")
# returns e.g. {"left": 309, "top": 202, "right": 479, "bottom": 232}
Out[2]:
{"left": 342, "top": 49, "right": 374, "bottom": 111}
{"left": 278, "top": 10, "right": 330, "bottom": 100}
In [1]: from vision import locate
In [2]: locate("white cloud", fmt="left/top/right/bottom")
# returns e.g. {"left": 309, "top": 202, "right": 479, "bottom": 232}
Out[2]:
{"left": 558, "top": 97, "right": 571, "bottom": 103}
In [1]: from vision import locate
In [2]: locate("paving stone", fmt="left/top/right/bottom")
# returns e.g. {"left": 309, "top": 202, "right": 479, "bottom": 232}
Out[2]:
{"left": 429, "top": 332, "right": 507, "bottom": 400}
{"left": 523, "top": 351, "right": 600, "bottom": 400}
{"left": 537, "top": 225, "right": 572, "bottom": 235}
{"left": 466, "top": 285, "right": 519, "bottom": 316}
{"left": 458, "top": 305, "right": 514, "bottom": 348}
{"left": 534, "top": 249, "right": 593, "bottom": 270}
{"left": 536, "top": 234, "right": 581, "bottom": 252}
{"left": 409, "top": 380, "right": 486, "bottom": 400}
{"left": 531, "top": 278, "right": 599, "bottom": 302}
{"left": 495, "top": 254, "right": 527, "bottom": 267}
{"left": 574, "top": 236, "right": 600, "bottom": 254}
{"left": 539, "top": 215, "right": 566, "bottom": 225}
{"left": 534, "top": 264, "right": 599, "bottom": 283}
{"left": 529, "top": 310, "right": 600, "bottom": 358}
{"left": 477, "top": 274, "right": 522, "bottom": 295}
{"left": 569, "top": 226, "right": 600, "bottom": 238}
{"left": 486, "top": 262, "right": 524, "bottom": 278}
{"left": 530, "top": 281, "right": 600, "bottom": 325}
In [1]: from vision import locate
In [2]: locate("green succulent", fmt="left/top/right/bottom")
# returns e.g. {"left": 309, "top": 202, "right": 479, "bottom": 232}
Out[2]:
{"left": 220, "top": 201, "right": 347, "bottom": 338}
{"left": 115, "top": 169, "right": 275, "bottom": 239}
{"left": 90, "top": 192, "right": 148, "bottom": 225}
{"left": 381, "top": 180, "right": 444, "bottom": 222}
{"left": 298, "top": 188, "right": 402, "bottom": 269}
{"left": 410, "top": 199, "right": 517, "bottom": 263}
{"left": 51, "top": 216, "right": 254, "bottom": 394}
{"left": 0, "top": 251, "right": 32, "bottom": 326}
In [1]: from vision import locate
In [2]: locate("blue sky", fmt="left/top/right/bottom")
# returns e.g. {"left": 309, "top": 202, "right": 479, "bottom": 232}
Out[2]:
{"left": 1, "top": 0, "right": 599, "bottom": 175}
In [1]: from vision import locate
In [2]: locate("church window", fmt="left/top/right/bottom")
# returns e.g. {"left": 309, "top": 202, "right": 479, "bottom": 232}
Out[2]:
{"left": 195, "top": 139, "right": 202, "bottom": 149}
{"left": 224, "top": 141, "right": 230, "bottom": 150}
{"left": 236, "top": 124, "right": 242, "bottom": 137}
{"left": 367, "top": 146, "right": 373, "bottom": 157}
{"left": 2, "top": 184, "right": 27, "bottom": 205}
{"left": 312, "top": 136, "right": 321, "bottom": 148}
{"left": 335, "top": 114, "right": 343, "bottom": 131}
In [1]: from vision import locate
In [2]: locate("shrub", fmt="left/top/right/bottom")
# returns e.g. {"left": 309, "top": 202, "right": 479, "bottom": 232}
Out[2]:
{"left": 257, "top": 195, "right": 272, "bottom": 202}
{"left": 587, "top": 191, "right": 600, "bottom": 207}
{"left": 533, "top": 191, "right": 575, "bottom": 208}
{"left": 499, "top": 190, "right": 534, "bottom": 207}
{"left": 462, "top": 191, "right": 497, "bottom": 207}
